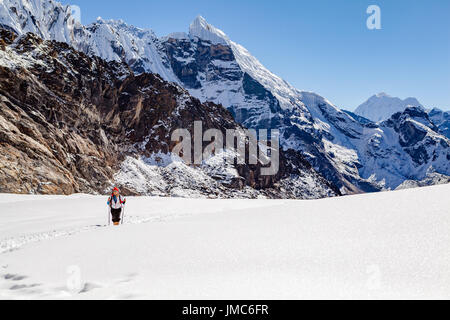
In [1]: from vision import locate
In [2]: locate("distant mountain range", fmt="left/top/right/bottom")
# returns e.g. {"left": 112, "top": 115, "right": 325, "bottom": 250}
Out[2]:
{"left": 354, "top": 93, "right": 423, "bottom": 122}
{"left": 0, "top": 0, "right": 449, "bottom": 196}
{"left": 349, "top": 93, "right": 450, "bottom": 139}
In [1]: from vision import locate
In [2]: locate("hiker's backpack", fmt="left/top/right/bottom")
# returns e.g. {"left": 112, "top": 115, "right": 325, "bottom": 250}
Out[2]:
{"left": 108, "top": 195, "right": 126, "bottom": 208}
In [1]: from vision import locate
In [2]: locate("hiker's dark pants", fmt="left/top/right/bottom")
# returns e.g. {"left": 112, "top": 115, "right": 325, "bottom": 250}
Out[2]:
{"left": 111, "top": 208, "right": 122, "bottom": 223}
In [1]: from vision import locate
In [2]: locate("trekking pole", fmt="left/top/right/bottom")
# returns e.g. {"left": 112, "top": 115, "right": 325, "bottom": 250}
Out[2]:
{"left": 121, "top": 206, "right": 125, "bottom": 225}
{"left": 107, "top": 206, "right": 111, "bottom": 226}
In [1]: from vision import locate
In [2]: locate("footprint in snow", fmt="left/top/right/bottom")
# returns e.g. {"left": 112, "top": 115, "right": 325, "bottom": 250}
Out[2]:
{"left": 10, "top": 283, "right": 41, "bottom": 291}
{"left": 3, "top": 274, "right": 27, "bottom": 281}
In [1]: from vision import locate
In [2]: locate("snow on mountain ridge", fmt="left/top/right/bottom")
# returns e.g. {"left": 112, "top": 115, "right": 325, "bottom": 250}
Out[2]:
{"left": 0, "top": 0, "right": 181, "bottom": 81}
{"left": 0, "top": 0, "right": 79, "bottom": 42}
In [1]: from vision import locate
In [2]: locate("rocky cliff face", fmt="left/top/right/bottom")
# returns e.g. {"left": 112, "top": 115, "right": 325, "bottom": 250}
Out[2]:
{"left": 0, "top": 29, "right": 338, "bottom": 198}
{"left": 161, "top": 36, "right": 283, "bottom": 130}
{"left": 0, "top": 30, "right": 125, "bottom": 194}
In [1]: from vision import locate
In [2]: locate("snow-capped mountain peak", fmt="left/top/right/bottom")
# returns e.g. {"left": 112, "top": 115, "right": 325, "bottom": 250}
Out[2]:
{"left": 185, "top": 15, "right": 308, "bottom": 113}
{"left": 355, "top": 93, "right": 423, "bottom": 122}
{"left": 189, "top": 15, "right": 229, "bottom": 45}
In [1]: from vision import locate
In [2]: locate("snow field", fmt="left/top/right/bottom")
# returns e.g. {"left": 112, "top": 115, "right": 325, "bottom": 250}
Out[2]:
{"left": 0, "top": 184, "right": 449, "bottom": 299}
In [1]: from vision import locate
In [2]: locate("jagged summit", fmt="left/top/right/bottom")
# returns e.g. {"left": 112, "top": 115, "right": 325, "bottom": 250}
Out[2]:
{"left": 191, "top": 15, "right": 208, "bottom": 27}
{"left": 188, "top": 15, "right": 229, "bottom": 45}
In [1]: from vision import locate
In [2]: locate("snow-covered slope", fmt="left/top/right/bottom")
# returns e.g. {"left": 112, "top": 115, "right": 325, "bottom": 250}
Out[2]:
{"left": 79, "top": 18, "right": 179, "bottom": 82}
{"left": 0, "top": 0, "right": 78, "bottom": 43}
{"left": 1, "top": 184, "right": 449, "bottom": 299}
{"left": 355, "top": 93, "right": 423, "bottom": 122}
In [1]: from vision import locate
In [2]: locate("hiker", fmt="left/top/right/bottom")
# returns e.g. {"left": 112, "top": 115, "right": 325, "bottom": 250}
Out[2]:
{"left": 107, "top": 187, "right": 126, "bottom": 226}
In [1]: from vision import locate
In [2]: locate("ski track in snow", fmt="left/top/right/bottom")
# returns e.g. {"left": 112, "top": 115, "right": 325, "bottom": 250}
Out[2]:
{"left": 0, "top": 213, "right": 192, "bottom": 255}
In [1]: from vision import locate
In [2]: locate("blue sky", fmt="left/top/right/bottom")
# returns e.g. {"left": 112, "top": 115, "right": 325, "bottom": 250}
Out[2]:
{"left": 60, "top": 0, "right": 450, "bottom": 110}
